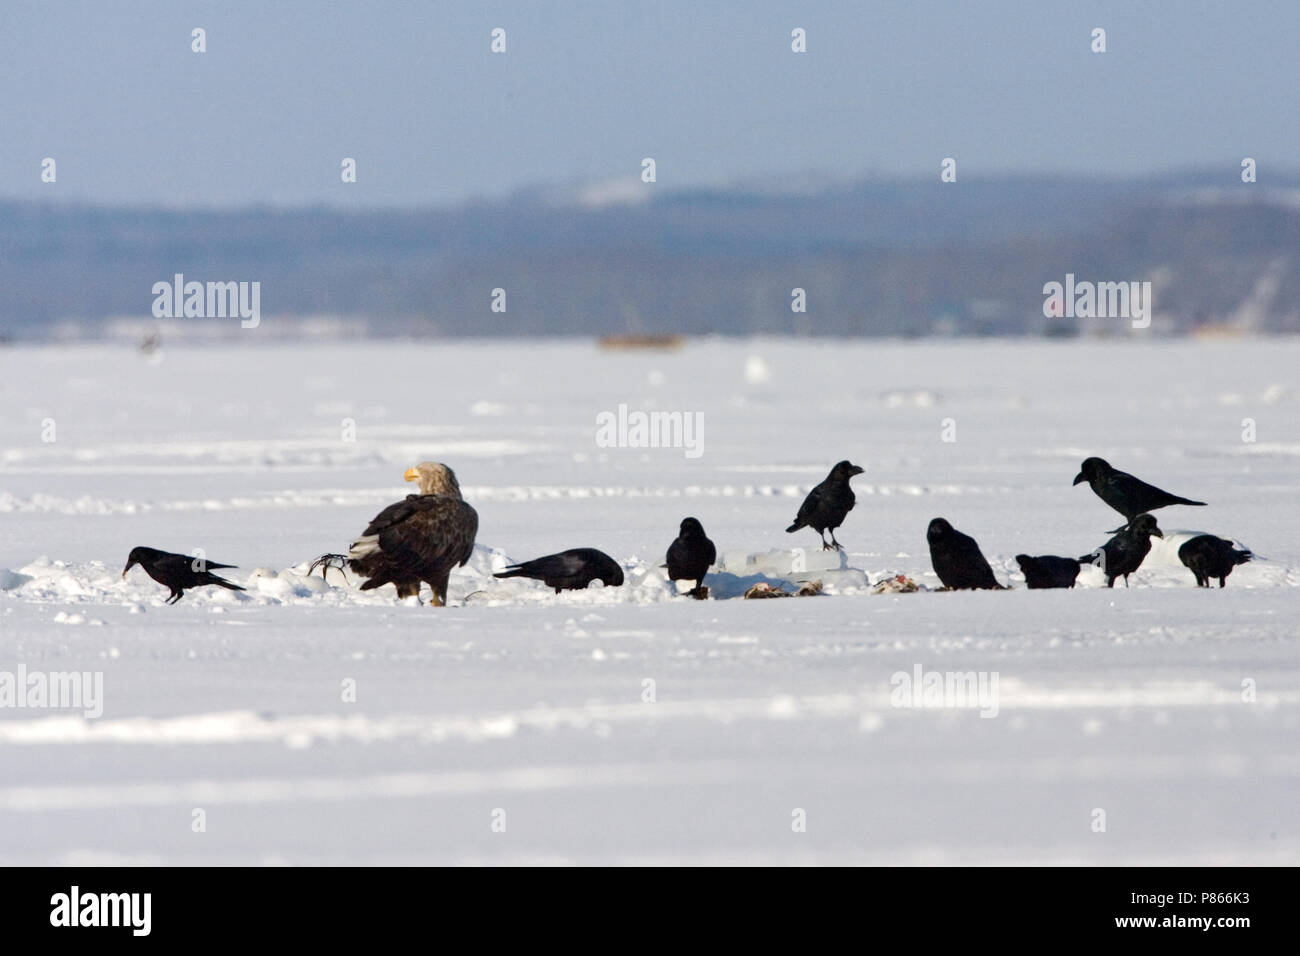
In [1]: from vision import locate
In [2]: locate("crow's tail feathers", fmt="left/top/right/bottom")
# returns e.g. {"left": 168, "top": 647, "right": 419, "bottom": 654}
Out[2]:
{"left": 493, "top": 567, "right": 524, "bottom": 579}
{"left": 207, "top": 574, "right": 245, "bottom": 592}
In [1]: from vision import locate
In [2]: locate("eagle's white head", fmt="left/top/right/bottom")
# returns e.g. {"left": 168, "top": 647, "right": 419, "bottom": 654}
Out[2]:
{"left": 403, "top": 461, "right": 462, "bottom": 498}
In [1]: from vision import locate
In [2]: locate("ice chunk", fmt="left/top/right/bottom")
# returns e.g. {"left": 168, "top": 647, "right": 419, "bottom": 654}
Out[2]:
{"left": 713, "top": 549, "right": 868, "bottom": 595}
{"left": 0, "top": 568, "right": 34, "bottom": 591}
{"left": 720, "top": 547, "right": 846, "bottom": 577}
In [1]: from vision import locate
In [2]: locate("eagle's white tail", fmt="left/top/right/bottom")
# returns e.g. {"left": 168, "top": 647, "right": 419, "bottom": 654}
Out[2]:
{"left": 348, "top": 535, "right": 381, "bottom": 559}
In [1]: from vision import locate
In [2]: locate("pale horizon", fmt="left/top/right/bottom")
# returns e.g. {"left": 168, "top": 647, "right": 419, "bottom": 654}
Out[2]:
{"left": 3, "top": 0, "right": 1297, "bottom": 208}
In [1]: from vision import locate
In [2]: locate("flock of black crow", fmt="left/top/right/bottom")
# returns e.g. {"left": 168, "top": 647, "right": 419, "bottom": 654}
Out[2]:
{"left": 121, "top": 456, "right": 1251, "bottom": 604}
{"left": 942, "top": 457, "right": 1249, "bottom": 591}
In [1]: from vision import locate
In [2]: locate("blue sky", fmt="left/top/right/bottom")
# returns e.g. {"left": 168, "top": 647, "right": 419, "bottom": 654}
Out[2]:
{"left": 2, "top": 0, "right": 1296, "bottom": 207}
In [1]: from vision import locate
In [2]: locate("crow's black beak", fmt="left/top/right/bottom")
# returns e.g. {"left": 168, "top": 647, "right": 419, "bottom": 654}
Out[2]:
{"left": 1072, "top": 472, "right": 1086, "bottom": 485}
{"left": 1151, "top": 528, "right": 1163, "bottom": 538}
{"left": 850, "top": 466, "right": 865, "bottom": 476}
{"left": 121, "top": 564, "right": 132, "bottom": 579}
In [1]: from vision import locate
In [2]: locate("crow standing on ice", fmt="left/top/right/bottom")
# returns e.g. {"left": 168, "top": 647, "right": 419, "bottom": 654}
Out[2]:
{"left": 1081, "top": 513, "right": 1162, "bottom": 588}
{"left": 122, "top": 546, "right": 245, "bottom": 604}
{"left": 1015, "top": 554, "right": 1082, "bottom": 589}
{"left": 927, "top": 519, "right": 1005, "bottom": 590}
{"left": 1178, "top": 535, "right": 1252, "bottom": 588}
{"left": 666, "top": 517, "right": 716, "bottom": 598}
{"left": 1073, "top": 457, "right": 1205, "bottom": 529}
{"left": 494, "top": 548, "right": 624, "bottom": 594}
{"left": 786, "top": 460, "right": 864, "bottom": 550}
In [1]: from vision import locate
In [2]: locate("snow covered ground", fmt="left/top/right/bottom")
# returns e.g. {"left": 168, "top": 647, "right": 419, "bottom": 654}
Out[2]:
{"left": 2, "top": 337, "right": 1298, "bottom": 864}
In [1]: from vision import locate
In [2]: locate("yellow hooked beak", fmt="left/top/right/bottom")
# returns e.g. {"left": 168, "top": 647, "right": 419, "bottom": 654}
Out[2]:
{"left": 403, "top": 468, "right": 419, "bottom": 482}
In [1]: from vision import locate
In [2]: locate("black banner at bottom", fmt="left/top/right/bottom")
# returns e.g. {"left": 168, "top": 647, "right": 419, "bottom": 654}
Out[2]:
{"left": 0, "top": 865, "right": 1283, "bottom": 942}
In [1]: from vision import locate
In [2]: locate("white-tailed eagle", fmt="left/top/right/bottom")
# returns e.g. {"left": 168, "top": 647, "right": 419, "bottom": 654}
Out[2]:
{"left": 344, "top": 462, "right": 478, "bottom": 606}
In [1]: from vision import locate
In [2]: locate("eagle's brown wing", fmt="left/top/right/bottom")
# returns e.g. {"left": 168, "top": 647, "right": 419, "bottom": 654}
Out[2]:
{"left": 358, "top": 494, "right": 428, "bottom": 539}
{"left": 356, "top": 495, "right": 478, "bottom": 588}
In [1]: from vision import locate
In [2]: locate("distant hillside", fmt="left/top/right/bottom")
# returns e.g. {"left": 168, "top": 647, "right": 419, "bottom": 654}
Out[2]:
{"left": 3, "top": 172, "right": 1299, "bottom": 341}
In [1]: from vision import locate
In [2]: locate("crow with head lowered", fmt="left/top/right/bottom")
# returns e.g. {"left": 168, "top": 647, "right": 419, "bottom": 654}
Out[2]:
{"left": 1178, "top": 535, "right": 1251, "bottom": 588}
{"left": 122, "top": 546, "right": 245, "bottom": 604}
{"left": 494, "top": 548, "right": 624, "bottom": 594}
{"left": 927, "top": 519, "right": 1005, "bottom": 590}
{"left": 1015, "top": 554, "right": 1082, "bottom": 589}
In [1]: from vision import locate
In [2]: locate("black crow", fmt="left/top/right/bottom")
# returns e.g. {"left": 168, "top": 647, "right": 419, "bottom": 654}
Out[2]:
{"left": 1178, "top": 535, "right": 1252, "bottom": 588}
{"left": 494, "top": 548, "right": 624, "bottom": 594}
{"left": 1015, "top": 554, "right": 1082, "bottom": 589}
{"left": 1073, "top": 457, "right": 1205, "bottom": 529}
{"left": 786, "top": 460, "right": 864, "bottom": 550}
{"left": 927, "top": 519, "right": 1005, "bottom": 590}
{"left": 122, "top": 546, "right": 245, "bottom": 604}
{"left": 337, "top": 462, "right": 478, "bottom": 606}
{"left": 666, "top": 517, "right": 717, "bottom": 597}
{"left": 1080, "top": 513, "right": 1162, "bottom": 588}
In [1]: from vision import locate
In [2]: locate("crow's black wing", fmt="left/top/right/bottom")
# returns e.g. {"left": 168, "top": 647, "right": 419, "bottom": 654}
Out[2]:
{"left": 149, "top": 553, "right": 208, "bottom": 584}
{"left": 938, "top": 531, "right": 1000, "bottom": 588}
{"left": 792, "top": 483, "right": 826, "bottom": 526}
{"left": 151, "top": 553, "right": 193, "bottom": 573}
{"left": 523, "top": 551, "right": 588, "bottom": 580}
{"left": 956, "top": 532, "right": 1000, "bottom": 588}
{"left": 665, "top": 537, "right": 689, "bottom": 577}
{"left": 1089, "top": 529, "right": 1144, "bottom": 575}
{"left": 1102, "top": 470, "right": 1205, "bottom": 516}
